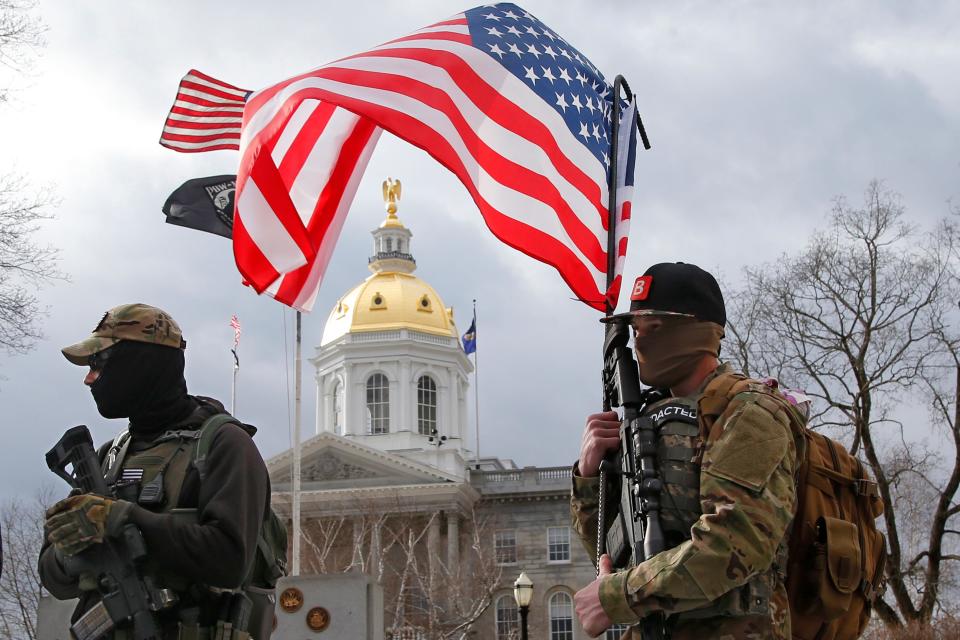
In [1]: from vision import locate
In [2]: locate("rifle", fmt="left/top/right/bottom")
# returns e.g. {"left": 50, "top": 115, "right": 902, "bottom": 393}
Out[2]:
{"left": 598, "top": 321, "right": 667, "bottom": 640}
{"left": 46, "top": 425, "right": 177, "bottom": 640}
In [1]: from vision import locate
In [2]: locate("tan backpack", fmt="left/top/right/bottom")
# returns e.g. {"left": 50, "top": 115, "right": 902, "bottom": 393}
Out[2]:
{"left": 699, "top": 372, "right": 887, "bottom": 640}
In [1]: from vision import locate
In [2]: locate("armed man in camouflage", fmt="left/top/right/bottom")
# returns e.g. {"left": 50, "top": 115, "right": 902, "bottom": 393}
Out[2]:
{"left": 38, "top": 303, "right": 275, "bottom": 639}
{"left": 572, "top": 263, "right": 799, "bottom": 639}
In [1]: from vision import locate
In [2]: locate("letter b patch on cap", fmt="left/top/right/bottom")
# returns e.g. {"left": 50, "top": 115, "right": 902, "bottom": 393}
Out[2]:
{"left": 631, "top": 276, "right": 652, "bottom": 301}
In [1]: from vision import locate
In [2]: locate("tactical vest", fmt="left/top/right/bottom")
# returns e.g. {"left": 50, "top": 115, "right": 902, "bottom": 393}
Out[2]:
{"left": 103, "top": 415, "right": 287, "bottom": 639}
{"left": 640, "top": 394, "right": 783, "bottom": 621}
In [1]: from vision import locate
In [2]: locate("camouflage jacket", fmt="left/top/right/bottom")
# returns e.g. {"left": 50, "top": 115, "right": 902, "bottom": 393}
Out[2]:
{"left": 571, "top": 364, "right": 799, "bottom": 640}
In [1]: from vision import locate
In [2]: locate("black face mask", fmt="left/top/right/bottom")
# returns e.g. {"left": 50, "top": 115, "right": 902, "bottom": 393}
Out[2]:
{"left": 89, "top": 341, "right": 195, "bottom": 433}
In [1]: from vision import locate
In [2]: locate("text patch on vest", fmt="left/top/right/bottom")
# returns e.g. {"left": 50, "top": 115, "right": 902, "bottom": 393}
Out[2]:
{"left": 649, "top": 402, "right": 699, "bottom": 427}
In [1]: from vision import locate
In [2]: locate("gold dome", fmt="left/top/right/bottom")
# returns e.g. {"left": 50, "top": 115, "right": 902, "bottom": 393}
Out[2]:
{"left": 320, "top": 271, "right": 457, "bottom": 346}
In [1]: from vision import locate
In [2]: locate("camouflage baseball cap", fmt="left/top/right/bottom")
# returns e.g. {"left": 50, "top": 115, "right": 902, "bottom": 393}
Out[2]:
{"left": 61, "top": 303, "right": 187, "bottom": 366}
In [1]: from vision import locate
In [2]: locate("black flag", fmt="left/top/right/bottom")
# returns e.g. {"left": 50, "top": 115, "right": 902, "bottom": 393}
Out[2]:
{"left": 162, "top": 175, "right": 236, "bottom": 239}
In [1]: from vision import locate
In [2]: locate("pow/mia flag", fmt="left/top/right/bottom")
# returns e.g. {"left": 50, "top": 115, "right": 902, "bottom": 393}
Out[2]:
{"left": 162, "top": 175, "right": 236, "bottom": 239}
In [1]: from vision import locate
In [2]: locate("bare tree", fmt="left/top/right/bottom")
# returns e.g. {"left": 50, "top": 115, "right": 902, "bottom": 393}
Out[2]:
{"left": 0, "top": 0, "right": 45, "bottom": 105}
{"left": 0, "top": 0, "right": 57, "bottom": 356}
{"left": 0, "top": 174, "right": 59, "bottom": 354}
{"left": 0, "top": 492, "right": 50, "bottom": 640}
{"left": 298, "top": 500, "right": 502, "bottom": 640}
{"left": 724, "top": 181, "right": 960, "bottom": 628}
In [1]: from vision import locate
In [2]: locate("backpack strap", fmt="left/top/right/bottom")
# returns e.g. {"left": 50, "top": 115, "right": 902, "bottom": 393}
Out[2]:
{"left": 103, "top": 429, "right": 133, "bottom": 485}
{"left": 193, "top": 414, "right": 241, "bottom": 481}
{"left": 191, "top": 413, "right": 283, "bottom": 588}
{"left": 697, "top": 372, "right": 750, "bottom": 443}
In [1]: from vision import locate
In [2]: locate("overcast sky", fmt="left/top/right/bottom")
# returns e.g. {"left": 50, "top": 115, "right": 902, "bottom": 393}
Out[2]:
{"left": 0, "top": 1, "right": 958, "bottom": 501}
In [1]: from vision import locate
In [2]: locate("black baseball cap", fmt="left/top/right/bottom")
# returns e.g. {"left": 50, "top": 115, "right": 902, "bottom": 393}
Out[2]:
{"left": 601, "top": 262, "right": 726, "bottom": 326}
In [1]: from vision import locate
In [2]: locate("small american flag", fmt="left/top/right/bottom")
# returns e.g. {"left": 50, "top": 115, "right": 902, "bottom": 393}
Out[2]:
{"left": 233, "top": 2, "right": 640, "bottom": 312}
{"left": 230, "top": 314, "right": 242, "bottom": 349}
{"left": 160, "top": 70, "right": 250, "bottom": 153}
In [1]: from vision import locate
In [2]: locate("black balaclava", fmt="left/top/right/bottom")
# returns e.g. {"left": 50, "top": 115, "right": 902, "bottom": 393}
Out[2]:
{"left": 89, "top": 340, "right": 196, "bottom": 437}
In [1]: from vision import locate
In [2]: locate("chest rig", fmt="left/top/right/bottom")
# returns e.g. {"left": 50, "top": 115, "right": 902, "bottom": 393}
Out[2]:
{"left": 102, "top": 416, "right": 239, "bottom": 594}
{"left": 632, "top": 393, "right": 782, "bottom": 621}
{"left": 640, "top": 396, "right": 702, "bottom": 549}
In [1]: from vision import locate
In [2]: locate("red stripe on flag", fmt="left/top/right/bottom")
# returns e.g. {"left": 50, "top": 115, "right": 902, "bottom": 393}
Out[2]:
{"left": 385, "top": 32, "right": 473, "bottom": 46}
{"left": 246, "top": 158, "right": 316, "bottom": 283}
{"left": 273, "top": 117, "right": 378, "bottom": 305}
{"left": 173, "top": 94, "right": 245, "bottom": 109}
{"left": 159, "top": 131, "right": 241, "bottom": 144}
{"left": 185, "top": 69, "right": 248, "bottom": 93}
{"left": 277, "top": 102, "right": 337, "bottom": 184}
{"left": 169, "top": 106, "right": 244, "bottom": 119}
{"left": 162, "top": 118, "right": 241, "bottom": 131}
{"left": 231, "top": 213, "right": 280, "bottom": 292}
{"left": 180, "top": 80, "right": 248, "bottom": 102}
{"left": 159, "top": 142, "right": 240, "bottom": 153}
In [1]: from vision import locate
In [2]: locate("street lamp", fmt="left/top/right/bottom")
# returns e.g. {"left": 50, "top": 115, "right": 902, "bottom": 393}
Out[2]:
{"left": 513, "top": 571, "right": 533, "bottom": 640}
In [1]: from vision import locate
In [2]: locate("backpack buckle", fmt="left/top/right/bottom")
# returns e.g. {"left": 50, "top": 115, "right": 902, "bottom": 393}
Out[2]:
{"left": 854, "top": 479, "right": 879, "bottom": 498}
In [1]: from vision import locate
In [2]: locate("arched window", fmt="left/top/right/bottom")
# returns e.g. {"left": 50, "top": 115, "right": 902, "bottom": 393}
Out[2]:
{"left": 385, "top": 237, "right": 393, "bottom": 252}
{"left": 417, "top": 375, "right": 437, "bottom": 435}
{"left": 332, "top": 381, "right": 344, "bottom": 435}
{"left": 366, "top": 373, "right": 389, "bottom": 434}
{"left": 495, "top": 595, "right": 519, "bottom": 639}
{"left": 549, "top": 592, "right": 574, "bottom": 640}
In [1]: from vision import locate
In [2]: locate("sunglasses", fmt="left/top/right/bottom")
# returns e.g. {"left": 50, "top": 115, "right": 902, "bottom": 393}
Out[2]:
{"left": 88, "top": 347, "right": 115, "bottom": 372}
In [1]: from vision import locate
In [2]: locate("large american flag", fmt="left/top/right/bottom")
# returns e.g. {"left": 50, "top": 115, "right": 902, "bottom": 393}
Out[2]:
{"left": 160, "top": 70, "right": 251, "bottom": 153}
{"left": 235, "top": 2, "right": 639, "bottom": 312}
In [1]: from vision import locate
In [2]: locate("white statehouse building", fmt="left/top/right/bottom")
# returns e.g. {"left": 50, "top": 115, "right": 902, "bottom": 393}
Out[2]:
{"left": 266, "top": 188, "right": 623, "bottom": 640}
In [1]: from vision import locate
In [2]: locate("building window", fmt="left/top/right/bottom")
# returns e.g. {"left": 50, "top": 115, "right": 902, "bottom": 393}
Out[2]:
{"left": 606, "top": 624, "right": 630, "bottom": 639}
{"left": 417, "top": 375, "right": 437, "bottom": 435}
{"left": 385, "top": 237, "right": 393, "bottom": 252}
{"left": 494, "top": 530, "right": 517, "bottom": 565}
{"left": 495, "top": 595, "right": 519, "bottom": 639}
{"left": 366, "top": 373, "right": 390, "bottom": 434}
{"left": 547, "top": 527, "right": 570, "bottom": 562}
{"left": 549, "top": 592, "right": 574, "bottom": 640}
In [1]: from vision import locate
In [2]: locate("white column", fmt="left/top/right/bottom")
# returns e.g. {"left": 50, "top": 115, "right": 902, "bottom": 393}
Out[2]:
{"left": 370, "top": 521, "right": 382, "bottom": 580}
{"left": 315, "top": 372, "right": 324, "bottom": 436}
{"left": 446, "top": 513, "right": 459, "bottom": 569}
{"left": 449, "top": 371, "right": 460, "bottom": 440}
{"left": 352, "top": 367, "right": 366, "bottom": 436}
{"left": 340, "top": 365, "right": 350, "bottom": 435}
{"left": 351, "top": 519, "right": 365, "bottom": 569}
{"left": 428, "top": 515, "right": 441, "bottom": 577}
{"left": 459, "top": 378, "right": 468, "bottom": 442}
{"left": 400, "top": 360, "right": 411, "bottom": 432}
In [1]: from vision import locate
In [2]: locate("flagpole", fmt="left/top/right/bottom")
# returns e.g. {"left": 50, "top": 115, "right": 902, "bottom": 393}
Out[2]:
{"left": 230, "top": 348, "right": 239, "bottom": 415}
{"left": 292, "top": 310, "right": 303, "bottom": 575}
{"left": 596, "top": 76, "right": 637, "bottom": 571}
{"left": 472, "top": 299, "right": 480, "bottom": 469}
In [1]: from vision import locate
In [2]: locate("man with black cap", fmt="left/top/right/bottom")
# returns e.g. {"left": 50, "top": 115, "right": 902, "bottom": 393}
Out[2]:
{"left": 571, "top": 264, "right": 800, "bottom": 639}
{"left": 38, "top": 303, "right": 276, "bottom": 639}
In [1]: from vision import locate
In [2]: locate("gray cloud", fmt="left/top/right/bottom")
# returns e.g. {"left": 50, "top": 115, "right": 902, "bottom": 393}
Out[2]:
{"left": 1, "top": 0, "right": 958, "bottom": 499}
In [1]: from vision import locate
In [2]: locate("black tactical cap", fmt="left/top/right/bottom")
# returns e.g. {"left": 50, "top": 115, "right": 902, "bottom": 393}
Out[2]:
{"left": 601, "top": 262, "right": 726, "bottom": 326}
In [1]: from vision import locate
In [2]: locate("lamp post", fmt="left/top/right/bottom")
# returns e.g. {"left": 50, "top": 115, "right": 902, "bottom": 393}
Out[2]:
{"left": 513, "top": 571, "right": 533, "bottom": 640}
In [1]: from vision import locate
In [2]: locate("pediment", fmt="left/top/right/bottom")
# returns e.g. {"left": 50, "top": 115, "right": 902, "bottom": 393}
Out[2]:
{"left": 268, "top": 432, "right": 460, "bottom": 491}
